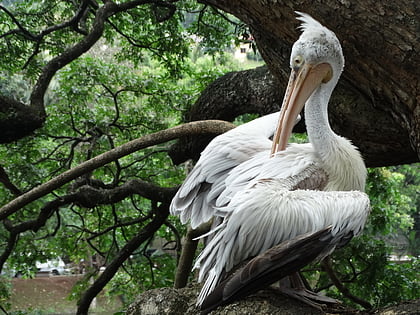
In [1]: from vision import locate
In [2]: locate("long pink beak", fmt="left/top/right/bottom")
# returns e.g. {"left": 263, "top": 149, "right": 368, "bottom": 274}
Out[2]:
{"left": 271, "top": 62, "right": 333, "bottom": 155}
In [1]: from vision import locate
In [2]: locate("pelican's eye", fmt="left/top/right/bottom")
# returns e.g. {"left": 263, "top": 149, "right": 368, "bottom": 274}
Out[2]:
{"left": 292, "top": 55, "right": 304, "bottom": 71}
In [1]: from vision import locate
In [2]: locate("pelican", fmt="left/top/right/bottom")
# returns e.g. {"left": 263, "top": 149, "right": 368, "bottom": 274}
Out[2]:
{"left": 172, "top": 12, "right": 370, "bottom": 313}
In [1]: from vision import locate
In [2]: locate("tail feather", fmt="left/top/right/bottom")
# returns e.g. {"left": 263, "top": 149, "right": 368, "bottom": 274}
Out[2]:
{"left": 197, "top": 268, "right": 219, "bottom": 307}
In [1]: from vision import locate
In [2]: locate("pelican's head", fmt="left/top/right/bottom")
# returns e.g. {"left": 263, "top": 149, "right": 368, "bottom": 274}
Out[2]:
{"left": 292, "top": 12, "right": 344, "bottom": 79}
{"left": 271, "top": 12, "right": 344, "bottom": 154}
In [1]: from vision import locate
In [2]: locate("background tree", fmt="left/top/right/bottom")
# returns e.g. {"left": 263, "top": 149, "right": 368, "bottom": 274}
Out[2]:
{"left": 0, "top": 0, "right": 418, "bottom": 314}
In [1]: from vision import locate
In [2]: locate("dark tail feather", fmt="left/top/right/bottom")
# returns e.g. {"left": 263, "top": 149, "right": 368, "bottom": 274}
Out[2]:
{"left": 200, "top": 226, "right": 337, "bottom": 314}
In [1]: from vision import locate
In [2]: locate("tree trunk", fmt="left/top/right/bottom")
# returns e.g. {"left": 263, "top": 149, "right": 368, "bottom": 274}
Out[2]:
{"left": 196, "top": 0, "right": 419, "bottom": 164}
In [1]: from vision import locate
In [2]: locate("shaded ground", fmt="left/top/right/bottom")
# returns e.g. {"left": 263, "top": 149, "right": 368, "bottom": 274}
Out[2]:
{"left": 9, "top": 275, "right": 122, "bottom": 314}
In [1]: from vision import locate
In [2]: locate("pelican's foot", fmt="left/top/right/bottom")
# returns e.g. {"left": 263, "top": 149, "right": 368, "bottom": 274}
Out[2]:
{"left": 272, "top": 286, "right": 341, "bottom": 311}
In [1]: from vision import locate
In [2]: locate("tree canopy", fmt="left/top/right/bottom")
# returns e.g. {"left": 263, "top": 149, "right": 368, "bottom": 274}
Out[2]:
{"left": 0, "top": 1, "right": 418, "bottom": 314}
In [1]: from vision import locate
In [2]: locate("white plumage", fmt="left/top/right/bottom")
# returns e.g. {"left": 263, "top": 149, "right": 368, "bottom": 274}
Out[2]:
{"left": 195, "top": 177, "right": 369, "bottom": 304}
{"left": 171, "top": 12, "right": 370, "bottom": 309}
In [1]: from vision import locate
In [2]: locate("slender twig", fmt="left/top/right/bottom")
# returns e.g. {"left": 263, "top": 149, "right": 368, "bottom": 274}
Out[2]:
{"left": 88, "top": 215, "right": 152, "bottom": 241}
{"left": 22, "top": 40, "right": 41, "bottom": 69}
{"left": 87, "top": 235, "right": 106, "bottom": 258}
{"left": 101, "top": 84, "right": 121, "bottom": 126}
{"left": 211, "top": 6, "right": 240, "bottom": 26}
{"left": 164, "top": 219, "right": 181, "bottom": 253}
{"left": 106, "top": 18, "right": 166, "bottom": 61}
{"left": 120, "top": 149, "right": 168, "bottom": 170}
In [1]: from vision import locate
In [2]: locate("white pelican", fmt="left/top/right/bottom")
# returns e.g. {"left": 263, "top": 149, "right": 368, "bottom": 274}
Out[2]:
{"left": 171, "top": 12, "right": 370, "bottom": 313}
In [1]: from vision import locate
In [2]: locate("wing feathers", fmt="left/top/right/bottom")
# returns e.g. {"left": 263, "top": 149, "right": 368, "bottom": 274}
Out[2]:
{"left": 195, "top": 181, "right": 370, "bottom": 306}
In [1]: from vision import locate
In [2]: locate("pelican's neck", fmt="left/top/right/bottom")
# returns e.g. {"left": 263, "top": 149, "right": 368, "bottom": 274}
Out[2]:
{"left": 305, "top": 84, "right": 337, "bottom": 155}
{"left": 304, "top": 83, "right": 367, "bottom": 191}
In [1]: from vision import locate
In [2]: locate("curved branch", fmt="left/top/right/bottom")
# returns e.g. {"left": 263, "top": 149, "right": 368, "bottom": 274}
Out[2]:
{"left": 74, "top": 180, "right": 177, "bottom": 209}
{"left": 0, "top": 193, "right": 79, "bottom": 273}
{"left": 29, "top": 0, "right": 168, "bottom": 117}
{"left": 0, "top": 120, "right": 234, "bottom": 220}
{"left": 0, "top": 228, "right": 18, "bottom": 273}
{"left": 38, "top": 0, "right": 90, "bottom": 37}
{"left": 0, "top": 1, "right": 89, "bottom": 40}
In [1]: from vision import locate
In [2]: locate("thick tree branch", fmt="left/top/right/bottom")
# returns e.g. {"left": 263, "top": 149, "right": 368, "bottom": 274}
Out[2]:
{"left": 0, "top": 120, "right": 234, "bottom": 220}
{"left": 73, "top": 180, "right": 177, "bottom": 208}
{"left": 0, "top": 95, "right": 45, "bottom": 143}
{"left": 168, "top": 66, "right": 283, "bottom": 164}
{"left": 0, "top": 175, "right": 178, "bottom": 279}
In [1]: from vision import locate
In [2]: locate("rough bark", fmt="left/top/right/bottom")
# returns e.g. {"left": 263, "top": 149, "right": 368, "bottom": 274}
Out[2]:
{"left": 3, "top": 0, "right": 419, "bottom": 166}
{"left": 126, "top": 284, "right": 420, "bottom": 315}
{"left": 169, "top": 66, "right": 281, "bottom": 164}
{"left": 172, "top": 0, "right": 419, "bottom": 167}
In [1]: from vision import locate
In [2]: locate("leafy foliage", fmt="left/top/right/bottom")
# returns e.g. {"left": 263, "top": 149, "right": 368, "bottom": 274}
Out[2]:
{"left": 367, "top": 168, "right": 414, "bottom": 235}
